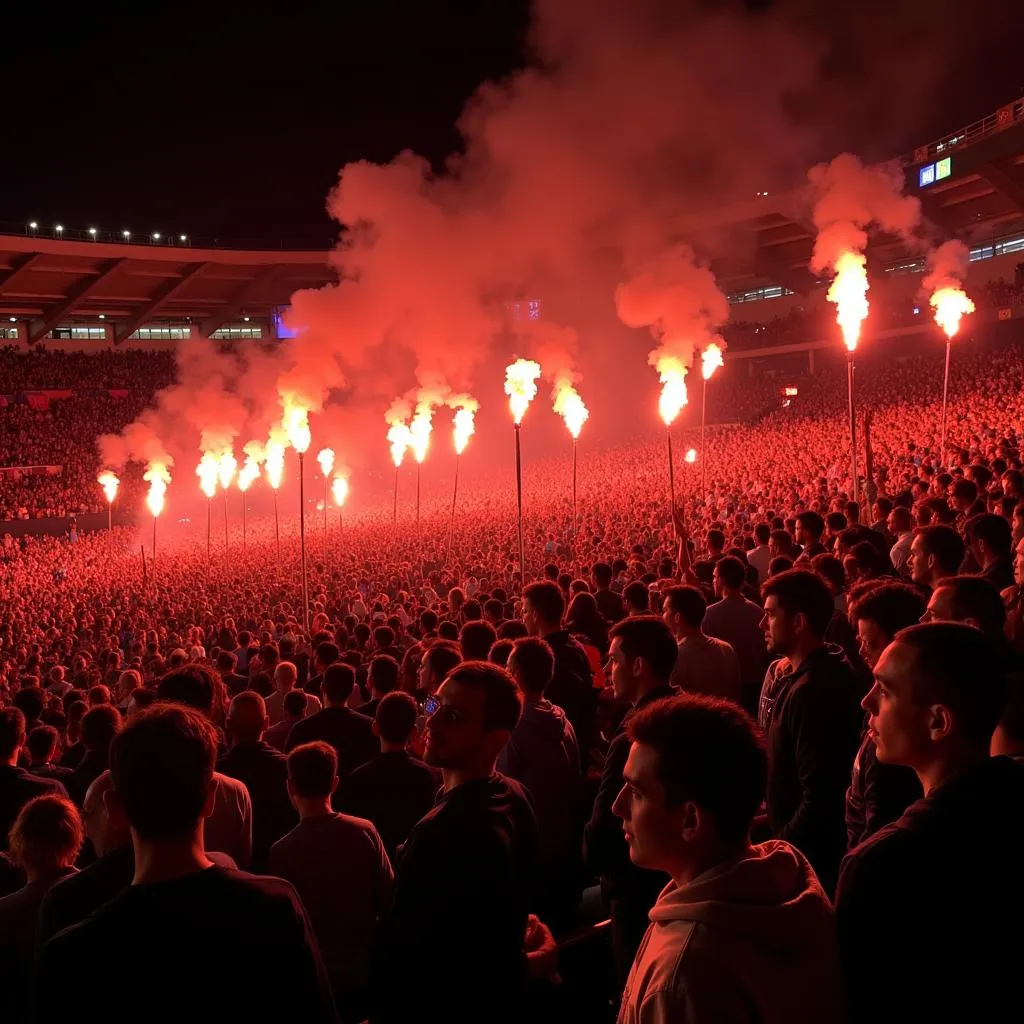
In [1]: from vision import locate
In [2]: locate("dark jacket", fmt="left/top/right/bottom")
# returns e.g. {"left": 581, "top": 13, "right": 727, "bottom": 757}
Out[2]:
{"left": 844, "top": 722, "right": 922, "bottom": 851}
{"left": 0, "top": 766, "right": 67, "bottom": 853}
{"left": 373, "top": 773, "right": 538, "bottom": 1022}
{"left": 338, "top": 750, "right": 440, "bottom": 862}
{"left": 836, "top": 756, "right": 1024, "bottom": 1024}
{"left": 66, "top": 750, "right": 109, "bottom": 808}
{"left": 543, "top": 629, "right": 595, "bottom": 758}
{"left": 284, "top": 706, "right": 378, "bottom": 779}
{"left": 763, "top": 645, "right": 862, "bottom": 896}
{"left": 595, "top": 588, "right": 626, "bottom": 624}
{"left": 982, "top": 555, "right": 1015, "bottom": 593}
{"left": 217, "top": 741, "right": 297, "bottom": 871}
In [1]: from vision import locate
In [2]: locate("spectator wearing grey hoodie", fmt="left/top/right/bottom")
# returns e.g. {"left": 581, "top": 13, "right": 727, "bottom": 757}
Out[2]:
{"left": 498, "top": 636, "right": 580, "bottom": 930}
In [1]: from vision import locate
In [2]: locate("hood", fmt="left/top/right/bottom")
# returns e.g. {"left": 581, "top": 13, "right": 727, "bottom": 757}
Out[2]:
{"left": 648, "top": 840, "right": 832, "bottom": 957}
{"left": 519, "top": 698, "right": 571, "bottom": 741}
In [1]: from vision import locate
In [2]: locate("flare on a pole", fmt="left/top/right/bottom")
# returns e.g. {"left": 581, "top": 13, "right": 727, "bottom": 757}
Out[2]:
{"left": 505, "top": 359, "right": 541, "bottom": 589}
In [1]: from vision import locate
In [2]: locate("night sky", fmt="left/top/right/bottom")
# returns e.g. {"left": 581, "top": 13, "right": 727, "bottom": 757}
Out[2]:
{"left": 3, "top": 0, "right": 1021, "bottom": 246}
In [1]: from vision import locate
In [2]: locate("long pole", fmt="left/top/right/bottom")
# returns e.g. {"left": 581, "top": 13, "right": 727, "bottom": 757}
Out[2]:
{"left": 242, "top": 494, "right": 247, "bottom": 551}
{"left": 273, "top": 490, "right": 280, "bottom": 565}
{"left": 393, "top": 467, "right": 398, "bottom": 524}
{"left": 206, "top": 498, "right": 212, "bottom": 563}
{"left": 299, "top": 451, "right": 309, "bottom": 636}
{"left": 939, "top": 338, "right": 951, "bottom": 468}
{"left": 151, "top": 517, "right": 156, "bottom": 569}
{"left": 847, "top": 351, "right": 859, "bottom": 507}
{"left": 700, "top": 376, "right": 708, "bottom": 501}
{"left": 107, "top": 500, "right": 112, "bottom": 535}
{"left": 572, "top": 438, "right": 578, "bottom": 563}
{"left": 222, "top": 490, "right": 229, "bottom": 554}
{"left": 324, "top": 476, "right": 329, "bottom": 560}
{"left": 515, "top": 423, "right": 525, "bottom": 591}
{"left": 416, "top": 463, "right": 421, "bottom": 529}
{"left": 447, "top": 454, "right": 460, "bottom": 564}
{"left": 667, "top": 428, "right": 676, "bottom": 508}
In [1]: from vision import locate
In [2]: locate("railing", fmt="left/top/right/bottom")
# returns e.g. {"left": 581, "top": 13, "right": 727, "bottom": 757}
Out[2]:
{"left": 901, "top": 96, "right": 1024, "bottom": 166}
{"left": 0, "top": 221, "right": 332, "bottom": 252}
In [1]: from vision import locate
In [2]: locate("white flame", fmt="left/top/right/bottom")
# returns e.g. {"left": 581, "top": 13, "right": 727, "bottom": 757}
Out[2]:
{"left": 553, "top": 381, "right": 589, "bottom": 439}
{"left": 701, "top": 343, "right": 724, "bottom": 381}
{"left": 97, "top": 471, "right": 119, "bottom": 504}
{"left": 504, "top": 359, "right": 542, "bottom": 425}
{"left": 317, "top": 448, "right": 335, "bottom": 478}
{"left": 197, "top": 453, "right": 219, "bottom": 498}
{"left": 332, "top": 475, "right": 349, "bottom": 507}
{"left": 144, "top": 463, "right": 170, "bottom": 517}
{"left": 655, "top": 356, "right": 689, "bottom": 426}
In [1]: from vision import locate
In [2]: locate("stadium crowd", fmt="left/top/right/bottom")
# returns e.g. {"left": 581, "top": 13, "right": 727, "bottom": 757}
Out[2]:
{"left": 1, "top": 321, "right": 1024, "bottom": 1021}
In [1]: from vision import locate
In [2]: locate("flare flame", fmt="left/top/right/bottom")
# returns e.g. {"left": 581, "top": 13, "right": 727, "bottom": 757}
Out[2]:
{"left": 265, "top": 441, "right": 286, "bottom": 490}
{"left": 409, "top": 407, "right": 433, "bottom": 464}
{"left": 655, "top": 356, "right": 689, "bottom": 426}
{"left": 317, "top": 448, "right": 335, "bottom": 478}
{"left": 701, "top": 343, "right": 724, "bottom": 381}
{"left": 930, "top": 287, "right": 975, "bottom": 341}
{"left": 97, "top": 471, "right": 119, "bottom": 504}
{"left": 331, "top": 476, "right": 349, "bottom": 507}
{"left": 282, "top": 399, "right": 311, "bottom": 454}
{"left": 238, "top": 456, "right": 260, "bottom": 492}
{"left": 144, "top": 463, "right": 170, "bottom": 518}
{"left": 197, "top": 453, "right": 219, "bottom": 498}
{"left": 826, "top": 251, "right": 869, "bottom": 352}
{"left": 685, "top": 448, "right": 697, "bottom": 463}
{"left": 553, "top": 381, "right": 589, "bottom": 439}
{"left": 387, "top": 422, "right": 412, "bottom": 468}
{"left": 217, "top": 450, "right": 237, "bottom": 490}
{"left": 504, "top": 359, "right": 542, "bottom": 425}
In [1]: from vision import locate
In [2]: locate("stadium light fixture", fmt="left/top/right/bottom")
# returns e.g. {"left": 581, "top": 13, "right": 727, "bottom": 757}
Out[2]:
{"left": 55, "top": 224, "right": 63, "bottom": 234}
{"left": 152, "top": 232, "right": 161, "bottom": 241}
{"left": 122, "top": 230, "right": 131, "bottom": 240}
{"left": 8, "top": 317, "right": 16, "bottom": 323}
{"left": 243, "top": 316, "right": 250, "bottom": 322}
{"left": 88, "top": 227, "right": 97, "bottom": 237}
{"left": 98, "top": 314, "right": 106, "bottom": 319}
{"left": 179, "top": 234, "right": 187, "bottom": 242}
{"left": 28, "top": 221, "right": 38, "bottom": 230}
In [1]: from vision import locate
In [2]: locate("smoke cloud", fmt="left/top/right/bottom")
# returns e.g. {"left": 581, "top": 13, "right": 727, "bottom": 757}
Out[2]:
{"left": 922, "top": 239, "right": 971, "bottom": 294}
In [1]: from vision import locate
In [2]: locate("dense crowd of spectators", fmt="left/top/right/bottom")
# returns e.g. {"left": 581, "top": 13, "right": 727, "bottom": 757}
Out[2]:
{"left": 0, "top": 347, "right": 176, "bottom": 391}
{"left": 1, "top": 324, "right": 1024, "bottom": 1020}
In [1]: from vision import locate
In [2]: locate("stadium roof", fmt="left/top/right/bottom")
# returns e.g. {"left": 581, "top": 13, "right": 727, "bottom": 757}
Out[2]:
{"left": 0, "top": 235, "right": 331, "bottom": 343}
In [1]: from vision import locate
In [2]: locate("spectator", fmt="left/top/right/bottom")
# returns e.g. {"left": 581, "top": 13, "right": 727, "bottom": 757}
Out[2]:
{"left": 25, "top": 725, "right": 72, "bottom": 782}
{"left": 615, "top": 695, "right": 842, "bottom": 1024}
{"left": 270, "top": 741, "right": 393, "bottom": 1021}
{"left": 215, "top": 650, "right": 248, "bottom": 696}
{"left": 266, "top": 688, "right": 309, "bottom": 751}
{"left": 417, "top": 639, "right": 462, "bottom": 698}
{"left": 909, "top": 524, "right": 965, "bottom": 591}
{"left": 747, "top": 522, "right": 773, "bottom": 582}
{"left": 837, "top": 623, "right": 1024, "bottom": 1023}
{"left": 965, "top": 512, "right": 1015, "bottom": 592}
{"left": 267, "top": 660, "right": 322, "bottom": 726}
{"left": 66, "top": 703, "right": 121, "bottom": 807}
{"left": 662, "top": 585, "right": 741, "bottom": 702}
{"left": 593, "top": 561, "right": 626, "bottom": 622}
{"left": 31, "top": 703, "right": 338, "bottom": 1023}
{"left": 359, "top": 654, "right": 400, "bottom": 719}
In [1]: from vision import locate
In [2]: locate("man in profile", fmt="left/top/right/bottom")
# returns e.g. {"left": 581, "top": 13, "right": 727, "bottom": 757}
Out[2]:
{"left": 31, "top": 703, "right": 338, "bottom": 1022}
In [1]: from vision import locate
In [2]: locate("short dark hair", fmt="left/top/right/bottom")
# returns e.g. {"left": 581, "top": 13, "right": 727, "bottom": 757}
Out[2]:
{"left": 509, "top": 636, "right": 555, "bottom": 694}
{"left": 761, "top": 569, "right": 834, "bottom": 638}
{"left": 0, "top": 707, "right": 27, "bottom": 761}
{"left": 894, "top": 623, "right": 1007, "bottom": 747}
{"left": 315, "top": 641, "right": 340, "bottom": 668}
{"left": 27, "top": 724, "right": 59, "bottom": 762}
{"left": 754, "top": 522, "right": 771, "bottom": 544}
{"left": 373, "top": 625, "right": 396, "bottom": 649}
{"left": 664, "top": 585, "right": 706, "bottom": 628}
{"left": 623, "top": 581, "right": 650, "bottom": 612}
{"left": 81, "top": 704, "right": 122, "bottom": 752}
{"left": 768, "top": 555, "right": 794, "bottom": 576}
{"left": 460, "top": 621, "right": 498, "bottom": 662}
{"left": 283, "top": 689, "right": 308, "bottom": 717}
{"left": 422, "top": 640, "right": 462, "bottom": 683}
{"left": 8, "top": 794, "right": 84, "bottom": 874}
{"left": 851, "top": 582, "right": 926, "bottom": 639}
{"left": 965, "top": 513, "right": 1012, "bottom": 557}
{"left": 826, "top": 512, "right": 847, "bottom": 533}
{"left": 593, "top": 562, "right": 613, "bottom": 587}
{"left": 157, "top": 666, "right": 217, "bottom": 716}
{"left": 707, "top": 529, "right": 725, "bottom": 552}
{"left": 215, "top": 650, "right": 237, "bottom": 673}
{"left": 484, "top": 598, "right": 504, "bottom": 621}
{"left": 769, "top": 530, "right": 793, "bottom": 555}
{"left": 715, "top": 555, "right": 746, "bottom": 592}
{"left": 287, "top": 741, "right": 337, "bottom": 799}
{"left": 445, "top": 661, "right": 523, "bottom": 731}
{"left": 369, "top": 654, "right": 400, "bottom": 695}
{"left": 795, "top": 511, "right": 825, "bottom": 539}
{"left": 438, "top": 620, "right": 460, "bottom": 642}
{"left": 610, "top": 615, "right": 679, "bottom": 683}
{"left": 322, "top": 663, "right": 357, "bottom": 704}
{"left": 110, "top": 703, "right": 218, "bottom": 841}
{"left": 13, "top": 686, "right": 45, "bottom": 723}
{"left": 488, "top": 639, "right": 514, "bottom": 668}
{"left": 523, "top": 580, "right": 565, "bottom": 626}
{"left": 420, "top": 609, "right": 439, "bottom": 632}
{"left": 376, "top": 691, "right": 418, "bottom": 745}
{"left": 933, "top": 575, "right": 1006, "bottom": 638}
{"left": 628, "top": 694, "right": 767, "bottom": 843}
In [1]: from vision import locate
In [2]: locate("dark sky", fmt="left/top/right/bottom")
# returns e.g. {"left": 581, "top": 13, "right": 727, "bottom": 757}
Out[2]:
{"left": 3, "top": 0, "right": 1021, "bottom": 245}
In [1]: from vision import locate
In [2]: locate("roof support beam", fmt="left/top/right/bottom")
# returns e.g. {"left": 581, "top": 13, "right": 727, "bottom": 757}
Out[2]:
{"left": 0, "top": 253, "right": 44, "bottom": 294}
{"left": 115, "top": 263, "right": 210, "bottom": 344}
{"left": 29, "top": 259, "right": 126, "bottom": 343}
{"left": 977, "top": 162, "right": 1024, "bottom": 212}
{"left": 197, "top": 264, "right": 280, "bottom": 337}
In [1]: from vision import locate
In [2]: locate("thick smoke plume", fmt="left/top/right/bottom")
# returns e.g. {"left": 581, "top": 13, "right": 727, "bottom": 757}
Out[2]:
{"left": 922, "top": 239, "right": 971, "bottom": 295}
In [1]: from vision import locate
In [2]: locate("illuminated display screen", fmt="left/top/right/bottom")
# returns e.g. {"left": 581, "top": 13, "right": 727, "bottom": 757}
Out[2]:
{"left": 919, "top": 163, "right": 936, "bottom": 187}
{"left": 919, "top": 156, "right": 952, "bottom": 188}
{"left": 272, "top": 307, "right": 299, "bottom": 339}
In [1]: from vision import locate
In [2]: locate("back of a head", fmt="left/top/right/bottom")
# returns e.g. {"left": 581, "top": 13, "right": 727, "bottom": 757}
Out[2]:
{"left": 966, "top": 512, "right": 1012, "bottom": 557}
{"left": 110, "top": 703, "right": 219, "bottom": 841}
{"left": 373, "top": 625, "right": 396, "bottom": 650}
{"left": 322, "top": 662, "right": 357, "bottom": 705}
{"left": 438, "top": 620, "right": 460, "bottom": 642}
{"left": 0, "top": 706, "right": 27, "bottom": 762}
{"left": 462, "top": 600, "right": 483, "bottom": 622}
{"left": 934, "top": 575, "right": 1007, "bottom": 638}
{"left": 851, "top": 582, "right": 926, "bottom": 638}
{"left": 754, "top": 522, "right": 771, "bottom": 545}
{"left": 894, "top": 622, "right": 1007, "bottom": 749}
{"left": 715, "top": 556, "right": 746, "bottom": 592}
{"left": 628, "top": 694, "right": 767, "bottom": 843}
{"left": 446, "top": 661, "right": 523, "bottom": 731}
{"left": 287, "top": 741, "right": 338, "bottom": 801}
{"left": 215, "top": 650, "right": 237, "bottom": 674}
{"left": 369, "top": 654, "right": 400, "bottom": 696}
{"left": 707, "top": 529, "right": 725, "bottom": 552}
{"left": 157, "top": 666, "right": 216, "bottom": 717}
{"left": 498, "top": 619, "right": 529, "bottom": 641}
{"left": 460, "top": 620, "right": 498, "bottom": 662}
{"left": 761, "top": 568, "right": 834, "bottom": 638}
{"left": 376, "top": 691, "right": 418, "bottom": 745}
{"left": 227, "top": 691, "right": 268, "bottom": 742}
{"left": 524, "top": 580, "right": 565, "bottom": 627}
{"left": 488, "top": 639, "right": 514, "bottom": 668}
{"left": 593, "top": 562, "right": 613, "bottom": 588}
{"left": 890, "top": 507, "right": 913, "bottom": 534}
{"left": 9, "top": 794, "right": 84, "bottom": 874}
{"left": 918, "top": 524, "right": 965, "bottom": 574}
{"left": 13, "top": 685, "right": 44, "bottom": 723}
{"left": 424, "top": 640, "right": 462, "bottom": 682}
{"left": 510, "top": 636, "right": 555, "bottom": 695}
{"left": 623, "top": 580, "right": 650, "bottom": 613}
{"left": 283, "top": 688, "right": 308, "bottom": 719}
{"left": 664, "top": 585, "right": 706, "bottom": 629}
{"left": 826, "top": 512, "right": 848, "bottom": 534}
{"left": 27, "top": 724, "right": 59, "bottom": 763}
{"left": 610, "top": 615, "right": 679, "bottom": 683}
{"left": 82, "top": 704, "right": 123, "bottom": 753}
{"left": 315, "top": 641, "right": 340, "bottom": 668}
{"left": 796, "top": 511, "right": 824, "bottom": 539}
{"left": 420, "top": 609, "right": 439, "bottom": 633}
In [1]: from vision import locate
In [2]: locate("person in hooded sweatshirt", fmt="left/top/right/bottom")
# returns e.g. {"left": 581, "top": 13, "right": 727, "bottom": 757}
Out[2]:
{"left": 836, "top": 622, "right": 1024, "bottom": 1024}
{"left": 498, "top": 636, "right": 581, "bottom": 931}
{"left": 613, "top": 693, "right": 843, "bottom": 1024}
{"left": 759, "top": 569, "right": 863, "bottom": 895}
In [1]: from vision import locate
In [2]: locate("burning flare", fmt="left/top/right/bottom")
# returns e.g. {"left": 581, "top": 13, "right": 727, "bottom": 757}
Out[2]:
{"left": 331, "top": 475, "right": 349, "bottom": 507}
{"left": 282, "top": 399, "right": 311, "bottom": 454}
{"left": 685, "top": 448, "right": 697, "bottom": 463}
{"left": 504, "top": 359, "right": 542, "bottom": 425}
{"left": 826, "top": 251, "right": 869, "bottom": 352}
{"left": 265, "top": 441, "right": 286, "bottom": 490}
{"left": 238, "top": 456, "right": 260, "bottom": 492}
{"left": 930, "top": 287, "right": 975, "bottom": 341}
{"left": 144, "top": 463, "right": 170, "bottom": 518}
{"left": 387, "top": 422, "right": 412, "bottom": 468}
{"left": 217, "top": 450, "right": 237, "bottom": 490}
{"left": 97, "top": 471, "right": 119, "bottom": 504}
{"left": 701, "top": 343, "right": 724, "bottom": 381}
{"left": 197, "top": 453, "right": 219, "bottom": 499}
{"left": 452, "top": 406, "right": 476, "bottom": 455}
{"left": 409, "top": 406, "right": 433, "bottom": 464}
{"left": 317, "top": 448, "right": 335, "bottom": 478}
{"left": 655, "top": 356, "right": 689, "bottom": 426}
{"left": 553, "top": 381, "right": 589, "bottom": 439}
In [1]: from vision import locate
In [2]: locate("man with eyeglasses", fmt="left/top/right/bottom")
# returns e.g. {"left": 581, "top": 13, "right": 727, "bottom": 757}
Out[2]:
{"left": 372, "top": 661, "right": 539, "bottom": 1023}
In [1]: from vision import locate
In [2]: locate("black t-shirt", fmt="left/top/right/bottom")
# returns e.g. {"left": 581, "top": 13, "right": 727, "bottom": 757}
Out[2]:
{"left": 30, "top": 866, "right": 338, "bottom": 1024}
